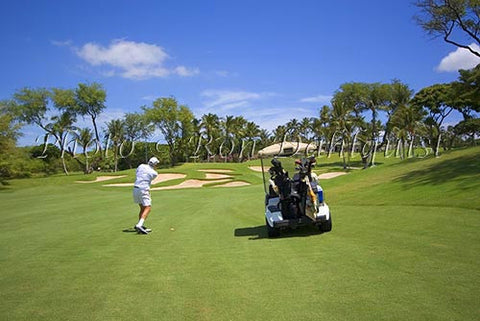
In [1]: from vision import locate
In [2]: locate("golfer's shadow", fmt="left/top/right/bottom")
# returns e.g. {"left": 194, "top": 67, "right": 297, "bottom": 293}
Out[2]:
{"left": 122, "top": 227, "right": 137, "bottom": 233}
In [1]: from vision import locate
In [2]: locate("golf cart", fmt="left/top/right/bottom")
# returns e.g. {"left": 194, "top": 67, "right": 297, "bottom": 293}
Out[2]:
{"left": 258, "top": 142, "right": 332, "bottom": 237}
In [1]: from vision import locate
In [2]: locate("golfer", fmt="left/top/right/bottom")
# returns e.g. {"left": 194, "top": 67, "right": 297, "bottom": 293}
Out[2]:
{"left": 133, "top": 157, "right": 159, "bottom": 234}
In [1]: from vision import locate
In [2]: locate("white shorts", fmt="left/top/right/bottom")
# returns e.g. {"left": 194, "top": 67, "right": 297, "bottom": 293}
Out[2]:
{"left": 133, "top": 188, "right": 152, "bottom": 206}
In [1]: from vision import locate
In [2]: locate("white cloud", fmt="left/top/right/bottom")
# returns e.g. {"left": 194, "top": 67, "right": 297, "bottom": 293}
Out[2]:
{"left": 78, "top": 40, "right": 167, "bottom": 67}
{"left": 194, "top": 89, "right": 318, "bottom": 132}
{"left": 221, "top": 101, "right": 250, "bottom": 110}
{"left": 437, "top": 43, "right": 480, "bottom": 72}
{"left": 174, "top": 66, "right": 200, "bottom": 76}
{"left": 300, "top": 95, "right": 333, "bottom": 104}
{"left": 201, "top": 90, "right": 263, "bottom": 109}
{"left": 75, "top": 39, "right": 198, "bottom": 79}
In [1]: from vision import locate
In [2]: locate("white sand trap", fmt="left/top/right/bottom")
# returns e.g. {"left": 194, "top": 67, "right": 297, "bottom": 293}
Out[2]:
{"left": 204, "top": 173, "right": 232, "bottom": 179}
{"left": 76, "top": 175, "right": 127, "bottom": 183}
{"left": 152, "top": 173, "right": 186, "bottom": 184}
{"left": 214, "top": 181, "right": 251, "bottom": 187}
{"left": 103, "top": 173, "right": 186, "bottom": 187}
{"left": 151, "top": 179, "right": 231, "bottom": 190}
{"left": 248, "top": 166, "right": 268, "bottom": 172}
{"left": 197, "top": 169, "right": 233, "bottom": 173}
{"left": 317, "top": 172, "right": 348, "bottom": 179}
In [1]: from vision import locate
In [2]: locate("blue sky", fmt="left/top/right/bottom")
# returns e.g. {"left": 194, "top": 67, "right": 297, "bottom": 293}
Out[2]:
{"left": 1, "top": 0, "right": 479, "bottom": 146}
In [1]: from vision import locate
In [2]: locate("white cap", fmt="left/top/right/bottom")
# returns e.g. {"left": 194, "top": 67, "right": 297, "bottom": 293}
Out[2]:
{"left": 148, "top": 157, "right": 160, "bottom": 166}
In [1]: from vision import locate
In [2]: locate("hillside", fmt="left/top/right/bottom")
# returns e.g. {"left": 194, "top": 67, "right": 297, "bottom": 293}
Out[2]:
{"left": 323, "top": 146, "right": 480, "bottom": 210}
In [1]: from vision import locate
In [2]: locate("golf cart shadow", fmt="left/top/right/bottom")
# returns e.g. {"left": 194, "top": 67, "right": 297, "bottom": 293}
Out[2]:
{"left": 234, "top": 225, "right": 326, "bottom": 240}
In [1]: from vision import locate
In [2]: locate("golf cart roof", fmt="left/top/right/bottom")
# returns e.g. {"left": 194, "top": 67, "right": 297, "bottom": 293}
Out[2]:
{"left": 258, "top": 142, "right": 317, "bottom": 157}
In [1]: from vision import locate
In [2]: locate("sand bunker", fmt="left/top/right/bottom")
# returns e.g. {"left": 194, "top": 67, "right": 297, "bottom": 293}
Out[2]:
{"left": 197, "top": 169, "right": 233, "bottom": 173}
{"left": 214, "top": 181, "right": 251, "bottom": 187}
{"left": 152, "top": 173, "right": 186, "bottom": 184}
{"left": 98, "top": 170, "right": 248, "bottom": 190}
{"left": 103, "top": 173, "right": 186, "bottom": 187}
{"left": 317, "top": 172, "right": 348, "bottom": 179}
{"left": 248, "top": 166, "right": 268, "bottom": 172}
{"left": 151, "top": 179, "right": 231, "bottom": 190}
{"left": 76, "top": 175, "right": 127, "bottom": 183}
{"left": 204, "top": 173, "right": 232, "bottom": 179}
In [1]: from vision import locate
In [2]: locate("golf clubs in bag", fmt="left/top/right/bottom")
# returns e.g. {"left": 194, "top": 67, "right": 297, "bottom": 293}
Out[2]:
{"left": 264, "top": 155, "right": 331, "bottom": 236}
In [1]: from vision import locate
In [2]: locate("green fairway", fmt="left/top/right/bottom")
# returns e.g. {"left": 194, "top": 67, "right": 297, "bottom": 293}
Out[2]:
{"left": 1, "top": 148, "right": 479, "bottom": 320}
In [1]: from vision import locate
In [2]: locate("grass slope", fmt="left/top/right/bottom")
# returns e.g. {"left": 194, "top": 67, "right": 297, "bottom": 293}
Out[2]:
{"left": 1, "top": 147, "right": 479, "bottom": 320}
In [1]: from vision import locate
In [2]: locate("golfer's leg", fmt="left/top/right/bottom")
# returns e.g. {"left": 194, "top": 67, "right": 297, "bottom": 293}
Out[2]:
{"left": 136, "top": 205, "right": 151, "bottom": 227}
{"left": 140, "top": 205, "right": 151, "bottom": 219}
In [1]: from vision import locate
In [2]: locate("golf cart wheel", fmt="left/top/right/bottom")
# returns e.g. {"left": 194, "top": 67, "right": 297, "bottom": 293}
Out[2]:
{"left": 319, "top": 212, "right": 332, "bottom": 233}
{"left": 265, "top": 218, "right": 279, "bottom": 238}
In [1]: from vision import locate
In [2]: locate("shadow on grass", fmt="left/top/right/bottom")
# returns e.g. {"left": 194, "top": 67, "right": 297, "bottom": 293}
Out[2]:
{"left": 234, "top": 225, "right": 323, "bottom": 240}
{"left": 0, "top": 180, "right": 12, "bottom": 191}
{"left": 394, "top": 153, "right": 480, "bottom": 190}
{"left": 234, "top": 226, "right": 267, "bottom": 239}
{"left": 122, "top": 227, "right": 143, "bottom": 234}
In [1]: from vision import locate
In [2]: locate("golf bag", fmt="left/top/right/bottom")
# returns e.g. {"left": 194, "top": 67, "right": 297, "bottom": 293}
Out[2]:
{"left": 268, "top": 156, "right": 318, "bottom": 219}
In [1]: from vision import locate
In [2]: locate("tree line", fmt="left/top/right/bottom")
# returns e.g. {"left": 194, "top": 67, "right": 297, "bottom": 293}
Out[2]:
{"left": 0, "top": 64, "right": 479, "bottom": 181}
{"left": 1, "top": 0, "right": 479, "bottom": 182}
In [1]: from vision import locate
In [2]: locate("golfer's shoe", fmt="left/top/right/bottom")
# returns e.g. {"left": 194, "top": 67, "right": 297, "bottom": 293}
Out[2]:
{"left": 133, "top": 225, "right": 152, "bottom": 232}
{"left": 135, "top": 225, "right": 149, "bottom": 234}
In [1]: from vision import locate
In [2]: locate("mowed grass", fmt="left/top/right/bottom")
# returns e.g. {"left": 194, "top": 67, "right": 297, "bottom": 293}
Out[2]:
{"left": 1, "top": 147, "right": 479, "bottom": 320}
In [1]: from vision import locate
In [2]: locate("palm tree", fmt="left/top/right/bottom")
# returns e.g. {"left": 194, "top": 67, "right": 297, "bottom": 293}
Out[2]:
{"left": 76, "top": 128, "right": 94, "bottom": 173}
{"left": 219, "top": 115, "right": 236, "bottom": 162}
{"left": 105, "top": 119, "right": 125, "bottom": 172}
{"left": 390, "top": 104, "right": 424, "bottom": 159}
{"left": 330, "top": 100, "right": 358, "bottom": 169}
{"left": 47, "top": 111, "right": 77, "bottom": 175}
{"left": 286, "top": 118, "right": 300, "bottom": 141}
{"left": 257, "top": 129, "right": 272, "bottom": 150}
{"left": 200, "top": 113, "right": 220, "bottom": 161}
{"left": 221, "top": 115, "right": 235, "bottom": 140}
{"left": 310, "top": 117, "right": 324, "bottom": 156}
{"left": 189, "top": 118, "right": 203, "bottom": 162}
{"left": 381, "top": 80, "right": 413, "bottom": 149}
{"left": 299, "top": 117, "right": 312, "bottom": 141}
{"left": 272, "top": 125, "right": 287, "bottom": 143}
{"left": 231, "top": 116, "right": 248, "bottom": 139}
{"left": 243, "top": 121, "right": 260, "bottom": 160}
{"left": 310, "top": 105, "right": 335, "bottom": 156}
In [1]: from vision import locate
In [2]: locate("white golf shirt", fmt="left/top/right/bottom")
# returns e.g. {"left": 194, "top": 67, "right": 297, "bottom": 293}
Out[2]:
{"left": 133, "top": 164, "right": 158, "bottom": 190}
